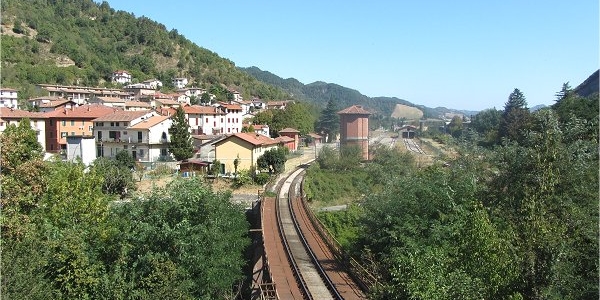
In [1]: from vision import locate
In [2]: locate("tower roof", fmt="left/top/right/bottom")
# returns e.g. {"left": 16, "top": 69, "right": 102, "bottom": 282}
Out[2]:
{"left": 337, "top": 105, "right": 371, "bottom": 115}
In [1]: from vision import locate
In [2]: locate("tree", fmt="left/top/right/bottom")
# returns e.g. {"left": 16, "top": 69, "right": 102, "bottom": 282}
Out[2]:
{"left": 0, "top": 118, "right": 43, "bottom": 174}
{"left": 200, "top": 92, "right": 211, "bottom": 105}
{"left": 168, "top": 106, "right": 194, "bottom": 161}
{"left": 316, "top": 98, "right": 340, "bottom": 142}
{"left": 471, "top": 108, "right": 501, "bottom": 146}
{"left": 497, "top": 88, "right": 531, "bottom": 144}
{"left": 115, "top": 149, "right": 135, "bottom": 170}
{"left": 91, "top": 157, "right": 136, "bottom": 197}
{"left": 257, "top": 147, "right": 288, "bottom": 174}
{"left": 447, "top": 115, "right": 463, "bottom": 138}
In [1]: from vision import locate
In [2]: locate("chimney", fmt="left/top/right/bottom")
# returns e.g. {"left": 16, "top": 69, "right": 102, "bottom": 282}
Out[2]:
{"left": 64, "top": 107, "right": 68, "bottom": 115}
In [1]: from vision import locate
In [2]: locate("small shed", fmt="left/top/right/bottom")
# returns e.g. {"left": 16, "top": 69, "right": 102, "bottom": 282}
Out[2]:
{"left": 305, "top": 133, "right": 323, "bottom": 146}
{"left": 178, "top": 159, "right": 209, "bottom": 177}
{"left": 278, "top": 127, "right": 300, "bottom": 151}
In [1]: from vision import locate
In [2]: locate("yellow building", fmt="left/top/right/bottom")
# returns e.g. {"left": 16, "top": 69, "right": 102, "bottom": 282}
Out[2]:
{"left": 214, "top": 133, "right": 280, "bottom": 174}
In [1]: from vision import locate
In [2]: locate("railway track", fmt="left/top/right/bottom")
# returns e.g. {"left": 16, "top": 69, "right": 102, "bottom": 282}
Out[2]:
{"left": 262, "top": 165, "right": 367, "bottom": 299}
{"left": 403, "top": 138, "right": 425, "bottom": 154}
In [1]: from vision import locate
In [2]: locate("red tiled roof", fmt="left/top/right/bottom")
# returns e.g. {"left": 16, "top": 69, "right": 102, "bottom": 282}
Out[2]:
{"left": 92, "top": 110, "right": 151, "bottom": 122}
{"left": 307, "top": 133, "right": 322, "bottom": 139}
{"left": 279, "top": 127, "right": 299, "bottom": 133}
{"left": 217, "top": 132, "right": 279, "bottom": 147}
{"left": 129, "top": 115, "right": 170, "bottom": 130}
{"left": 275, "top": 136, "right": 294, "bottom": 143}
{"left": 0, "top": 108, "right": 46, "bottom": 119}
{"left": 184, "top": 105, "right": 223, "bottom": 115}
{"left": 337, "top": 105, "right": 371, "bottom": 115}
{"left": 124, "top": 101, "right": 151, "bottom": 108}
{"left": 156, "top": 107, "right": 177, "bottom": 116}
{"left": 96, "top": 96, "right": 125, "bottom": 103}
{"left": 39, "top": 99, "right": 76, "bottom": 108}
{"left": 43, "top": 104, "right": 117, "bottom": 119}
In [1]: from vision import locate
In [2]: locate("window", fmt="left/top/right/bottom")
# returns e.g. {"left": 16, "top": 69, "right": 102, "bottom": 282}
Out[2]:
{"left": 70, "top": 120, "right": 75, "bottom": 126}
{"left": 160, "top": 148, "right": 168, "bottom": 156}
{"left": 89, "top": 126, "right": 93, "bottom": 131}
{"left": 213, "top": 121, "right": 216, "bottom": 127}
{"left": 110, "top": 122, "right": 114, "bottom": 126}
{"left": 0, "top": 122, "right": 3, "bottom": 126}
{"left": 82, "top": 121, "right": 85, "bottom": 126}
{"left": 205, "top": 118, "right": 208, "bottom": 123}
{"left": 61, "top": 132, "right": 67, "bottom": 138}
{"left": 61, "top": 120, "right": 66, "bottom": 126}
{"left": 71, "top": 132, "right": 75, "bottom": 136}
{"left": 123, "top": 131, "right": 127, "bottom": 135}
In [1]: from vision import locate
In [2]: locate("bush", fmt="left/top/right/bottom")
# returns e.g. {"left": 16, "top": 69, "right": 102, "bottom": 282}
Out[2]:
{"left": 254, "top": 173, "right": 270, "bottom": 185}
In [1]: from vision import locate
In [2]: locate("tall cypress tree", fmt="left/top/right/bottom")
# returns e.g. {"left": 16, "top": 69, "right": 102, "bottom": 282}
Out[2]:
{"left": 317, "top": 98, "right": 339, "bottom": 143}
{"left": 168, "top": 106, "right": 194, "bottom": 161}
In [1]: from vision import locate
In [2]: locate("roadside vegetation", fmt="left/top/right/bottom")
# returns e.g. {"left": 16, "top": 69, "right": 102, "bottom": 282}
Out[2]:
{"left": 1, "top": 120, "right": 251, "bottom": 299}
{"left": 307, "top": 86, "right": 598, "bottom": 299}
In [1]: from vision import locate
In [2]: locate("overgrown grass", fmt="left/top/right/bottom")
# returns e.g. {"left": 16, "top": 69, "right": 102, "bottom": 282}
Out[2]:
{"left": 303, "top": 164, "right": 367, "bottom": 207}
{"left": 316, "top": 204, "right": 363, "bottom": 250}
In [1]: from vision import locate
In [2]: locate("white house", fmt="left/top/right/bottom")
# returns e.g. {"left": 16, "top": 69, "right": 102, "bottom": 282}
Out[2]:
{"left": 172, "top": 77, "right": 188, "bottom": 89}
{"left": 111, "top": 70, "right": 132, "bottom": 84}
{"left": 141, "top": 78, "right": 163, "bottom": 89}
{"left": 88, "top": 96, "right": 127, "bottom": 109}
{"left": 128, "top": 115, "right": 173, "bottom": 162}
{"left": 216, "top": 102, "right": 243, "bottom": 134}
{"left": 178, "top": 87, "right": 206, "bottom": 98}
{"left": 92, "top": 110, "right": 172, "bottom": 162}
{"left": 0, "top": 107, "right": 47, "bottom": 151}
{"left": 183, "top": 105, "right": 225, "bottom": 135}
{"left": 0, "top": 88, "right": 19, "bottom": 109}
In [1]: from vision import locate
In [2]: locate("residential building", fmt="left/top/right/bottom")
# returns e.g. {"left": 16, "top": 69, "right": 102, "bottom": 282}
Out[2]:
{"left": 38, "top": 84, "right": 130, "bottom": 103}
{"left": 278, "top": 127, "right": 300, "bottom": 151}
{"left": 242, "top": 123, "right": 270, "bottom": 137}
{"left": 183, "top": 105, "right": 225, "bottom": 135}
{"left": 124, "top": 101, "right": 152, "bottom": 111}
{"left": 28, "top": 97, "right": 78, "bottom": 113}
{"left": 124, "top": 83, "right": 156, "bottom": 100}
{"left": 266, "top": 100, "right": 293, "bottom": 110}
{"left": 0, "top": 107, "right": 47, "bottom": 151}
{"left": 172, "top": 77, "right": 188, "bottom": 89}
{"left": 93, "top": 110, "right": 172, "bottom": 162}
{"left": 141, "top": 78, "right": 163, "bottom": 89}
{"left": 214, "top": 132, "right": 280, "bottom": 174}
{"left": 88, "top": 96, "right": 127, "bottom": 109}
{"left": 178, "top": 87, "right": 207, "bottom": 98}
{"left": 216, "top": 102, "right": 243, "bottom": 134}
{"left": 112, "top": 70, "right": 132, "bottom": 84}
{"left": 44, "top": 104, "right": 116, "bottom": 153}
{"left": 0, "top": 88, "right": 19, "bottom": 109}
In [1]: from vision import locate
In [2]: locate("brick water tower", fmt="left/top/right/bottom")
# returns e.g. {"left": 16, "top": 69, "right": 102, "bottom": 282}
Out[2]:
{"left": 338, "top": 105, "right": 371, "bottom": 160}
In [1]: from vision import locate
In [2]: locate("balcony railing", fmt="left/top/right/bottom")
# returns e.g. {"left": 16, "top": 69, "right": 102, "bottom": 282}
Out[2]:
{"left": 97, "top": 138, "right": 168, "bottom": 144}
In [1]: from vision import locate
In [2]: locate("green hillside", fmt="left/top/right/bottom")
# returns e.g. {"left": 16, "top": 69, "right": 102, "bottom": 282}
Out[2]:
{"left": 0, "top": 0, "right": 289, "bottom": 101}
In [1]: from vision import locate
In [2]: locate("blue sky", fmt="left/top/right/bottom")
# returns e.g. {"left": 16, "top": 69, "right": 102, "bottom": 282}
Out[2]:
{"left": 102, "top": 1, "right": 598, "bottom": 111}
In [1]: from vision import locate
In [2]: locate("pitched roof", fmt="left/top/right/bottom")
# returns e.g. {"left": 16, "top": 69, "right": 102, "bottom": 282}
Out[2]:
{"left": 217, "top": 132, "right": 279, "bottom": 147}
{"left": 279, "top": 127, "right": 299, "bottom": 133}
{"left": 183, "top": 105, "right": 223, "bottom": 115}
{"left": 96, "top": 96, "right": 126, "bottom": 103}
{"left": 129, "top": 115, "right": 170, "bottom": 130}
{"left": 39, "top": 99, "right": 76, "bottom": 108}
{"left": 92, "top": 110, "right": 151, "bottom": 122}
{"left": 28, "top": 96, "right": 65, "bottom": 102}
{"left": 337, "top": 105, "right": 371, "bottom": 115}
{"left": 124, "top": 101, "right": 151, "bottom": 108}
{"left": 307, "top": 133, "right": 322, "bottom": 139}
{"left": 156, "top": 107, "right": 177, "bottom": 116}
{"left": 154, "top": 98, "right": 180, "bottom": 105}
{"left": 43, "top": 104, "right": 117, "bottom": 119}
{"left": 275, "top": 136, "right": 294, "bottom": 143}
{"left": 0, "top": 107, "right": 46, "bottom": 119}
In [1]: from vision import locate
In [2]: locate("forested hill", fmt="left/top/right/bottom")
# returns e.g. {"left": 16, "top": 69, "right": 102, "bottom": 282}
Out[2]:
{"left": 0, "top": 0, "right": 289, "bottom": 101}
{"left": 241, "top": 66, "right": 446, "bottom": 118}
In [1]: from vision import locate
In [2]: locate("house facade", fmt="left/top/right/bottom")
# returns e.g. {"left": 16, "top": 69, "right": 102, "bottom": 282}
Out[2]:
{"left": 0, "top": 88, "right": 19, "bottom": 109}
{"left": 278, "top": 127, "right": 300, "bottom": 151}
{"left": 172, "top": 77, "right": 188, "bottom": 89}
{"left": 183, "top": 105, "right": 225, "bottom": 135}
{"left": 112, "top": 70, "right": 132, "bottom": 84}
{"left": 0, "top": 108, "right": 47, "bottom": 151}
{"left": 217, "top": 102, "right": 243, "bottom": 134}
{"left": 44, "top": 104, "right": 116, "bottom": 152}
{"left": 93, "top": 110, "right": 171, "bottom": 162}
{"left": 214, "top": 132, "right": 280, "bottom": 174}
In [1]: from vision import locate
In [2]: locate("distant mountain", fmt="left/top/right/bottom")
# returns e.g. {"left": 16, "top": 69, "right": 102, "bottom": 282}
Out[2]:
{"left": 574, "top": 69, "right": 599, "bottom": 98}
{"left": 240, "top": 66, "right": 469, "bottom": 119}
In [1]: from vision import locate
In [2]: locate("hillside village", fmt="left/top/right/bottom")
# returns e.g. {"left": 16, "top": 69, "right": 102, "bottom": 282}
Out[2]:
{"left": 0, "top": 71, "right": 317, "bottom": 175}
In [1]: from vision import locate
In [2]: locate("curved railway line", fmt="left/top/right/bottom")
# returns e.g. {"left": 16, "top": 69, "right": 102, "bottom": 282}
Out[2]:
{"left": 258, "top": 164, "right": 371, "bottom": 299}
{"left": 403, "top": 138, "right": 425, "bottom": 154}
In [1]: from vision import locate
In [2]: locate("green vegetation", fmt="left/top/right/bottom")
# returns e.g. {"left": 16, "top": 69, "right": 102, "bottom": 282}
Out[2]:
{"left": 257, "top": 146, "right": 289, "bottom": 175}
{"left": 168, "top": 106, "right": 194, "bottom": 161}
{"left": 0, "top": 0, "right": 289, "bottom": 102}
{"left": 1, "top": 121, "right": 251, "bottom": 298}
{"left": 315, "top": 98, "right": 340, "bottom": 142}
{"left": 252, "top": 102, "right": 317, "bottom": 136}
{"left": 307, "top": 84, "right": 598, "bottom": 299}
